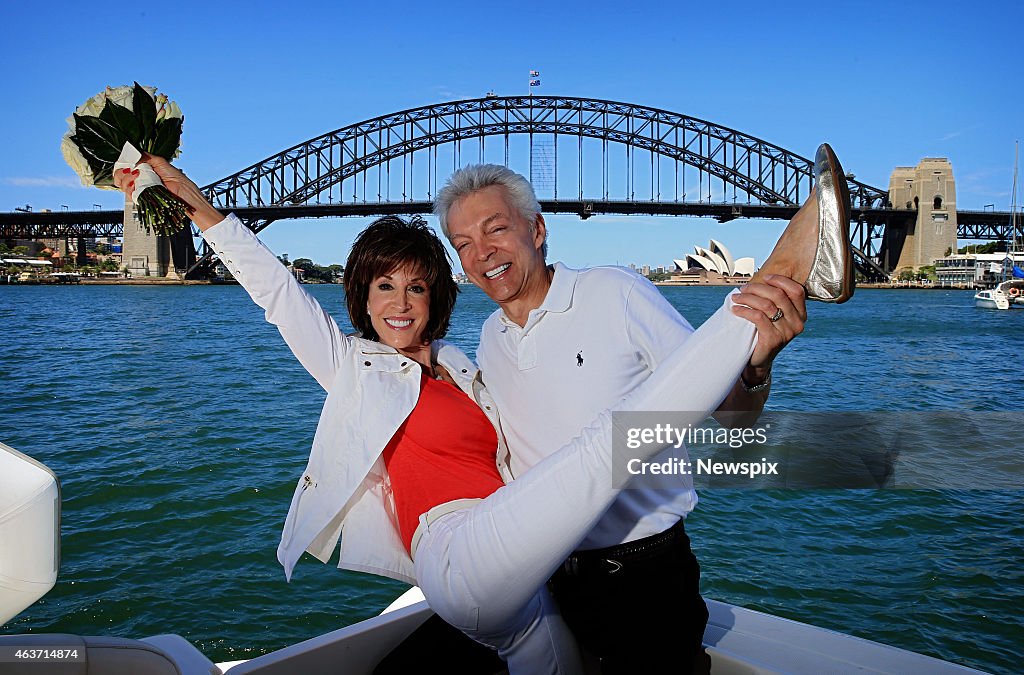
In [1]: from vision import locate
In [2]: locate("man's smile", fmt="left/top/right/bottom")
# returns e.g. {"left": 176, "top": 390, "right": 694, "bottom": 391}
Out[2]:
{"left": 485, "top": 263, "right": 511, "bottom": 279}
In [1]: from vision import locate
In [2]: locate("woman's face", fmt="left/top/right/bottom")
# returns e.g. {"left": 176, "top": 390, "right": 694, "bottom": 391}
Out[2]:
{"left": 367, "top": 263, "right": 432, "bottom": 355}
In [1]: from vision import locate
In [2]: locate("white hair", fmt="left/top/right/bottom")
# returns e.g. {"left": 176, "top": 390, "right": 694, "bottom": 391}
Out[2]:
{"left": 433, "top": 164, "right": 547, "bottom": 257}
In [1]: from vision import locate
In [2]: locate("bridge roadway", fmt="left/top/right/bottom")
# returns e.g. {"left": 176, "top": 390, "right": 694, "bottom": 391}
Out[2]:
{"left": 0, "top": 203, "right": 1016, "bottom": 241}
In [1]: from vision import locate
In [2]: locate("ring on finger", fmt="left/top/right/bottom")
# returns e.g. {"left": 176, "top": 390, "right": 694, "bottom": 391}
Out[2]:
{"left": 769, "top": 308, "right": 784, "bottom": 322}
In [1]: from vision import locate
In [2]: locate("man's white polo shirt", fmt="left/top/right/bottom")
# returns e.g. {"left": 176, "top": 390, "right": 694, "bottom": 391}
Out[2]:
{"left": 477, "top": 262, "right": 699, "bottom": 549}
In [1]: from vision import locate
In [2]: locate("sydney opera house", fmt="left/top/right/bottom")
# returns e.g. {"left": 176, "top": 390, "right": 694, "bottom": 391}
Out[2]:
{"left": 670, "top": 240, "right": 756, "bottom": 283}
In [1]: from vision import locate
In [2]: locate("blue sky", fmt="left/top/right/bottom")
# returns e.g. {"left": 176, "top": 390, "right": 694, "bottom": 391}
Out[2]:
{"left": 2, "top": 0, "right": 1021, "bottom": 269}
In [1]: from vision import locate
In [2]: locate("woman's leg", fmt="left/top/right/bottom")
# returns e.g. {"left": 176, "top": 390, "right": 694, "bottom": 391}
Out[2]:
{"left": 416, "top": 527, "right": 584, "bottom": 674}
{"left": 415, "top": 292, "right": 756, "bottom": 671}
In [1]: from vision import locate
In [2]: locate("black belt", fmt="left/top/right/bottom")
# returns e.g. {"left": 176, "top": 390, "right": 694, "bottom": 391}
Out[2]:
{"left": 559, "top": 518, "right": 687, "bottom": 577}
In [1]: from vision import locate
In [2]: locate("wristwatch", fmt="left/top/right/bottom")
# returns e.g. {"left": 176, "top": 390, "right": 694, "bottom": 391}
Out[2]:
{"left": 741, "top": 367, "right": 772, "bottom": 394}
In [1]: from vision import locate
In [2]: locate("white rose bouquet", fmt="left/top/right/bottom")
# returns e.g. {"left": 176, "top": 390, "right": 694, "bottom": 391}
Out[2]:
{"left": 61, "top": 83, "right": 188, "bottom": 236}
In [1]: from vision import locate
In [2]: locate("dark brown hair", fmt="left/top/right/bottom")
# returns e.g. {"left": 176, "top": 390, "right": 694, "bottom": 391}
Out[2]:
{"left": 344, "top": 215, "right": 458, "bottom": 343}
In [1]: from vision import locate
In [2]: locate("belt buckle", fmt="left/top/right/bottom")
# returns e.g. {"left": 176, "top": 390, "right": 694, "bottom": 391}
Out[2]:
{"left": 601, "top": 558, "right": 623, "bottom": 574}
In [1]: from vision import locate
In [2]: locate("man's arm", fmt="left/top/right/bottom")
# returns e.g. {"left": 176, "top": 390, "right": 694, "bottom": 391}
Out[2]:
{"left": 712, "top": 364, "right": 771, "bottom": 428}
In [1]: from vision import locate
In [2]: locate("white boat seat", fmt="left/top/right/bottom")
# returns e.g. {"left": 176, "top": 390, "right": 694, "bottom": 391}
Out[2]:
{"left": 0, "top": 633, "right": 219, "bottom": 675}
{"left": 224, "top": 601, "right": 439, "bottom": 675}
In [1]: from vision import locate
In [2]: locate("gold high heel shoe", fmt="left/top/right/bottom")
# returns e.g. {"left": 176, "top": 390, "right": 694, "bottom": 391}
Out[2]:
{"left": 806, "top": 143, "right": 855, "bottom": 303}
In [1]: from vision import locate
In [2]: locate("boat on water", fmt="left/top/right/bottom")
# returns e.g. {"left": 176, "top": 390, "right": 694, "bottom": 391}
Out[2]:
{"left": 996, "top": 279, "right": 1024, "bottom": 306}
{"left": 0, "top": 441, "right": 992, "bottom": 673}
{"left": 972, "top": 143, "right": 1022, "bottom": 311}
{"left": 975, "top": 288, "right": 1011, "bottom": 310}
{"left": 973, "top": 276, "right": 1024, "bottom": 310}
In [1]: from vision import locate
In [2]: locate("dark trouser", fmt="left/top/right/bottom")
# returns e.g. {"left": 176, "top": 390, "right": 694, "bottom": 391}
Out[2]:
{"left": 548, "top": 518, "right": 709, "bottom": 674}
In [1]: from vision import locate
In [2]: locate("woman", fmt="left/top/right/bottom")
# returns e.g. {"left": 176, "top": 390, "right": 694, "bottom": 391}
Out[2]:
{"left": 115, "top": 145, "right": 851, "bottom": 674}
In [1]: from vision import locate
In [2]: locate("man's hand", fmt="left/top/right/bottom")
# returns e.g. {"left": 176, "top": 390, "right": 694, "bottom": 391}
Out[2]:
{"left": 730, "top": 274, "right": 807, "bottom": 374}
{"left": 714, "top": 275, "right": 807, "bottom": 427}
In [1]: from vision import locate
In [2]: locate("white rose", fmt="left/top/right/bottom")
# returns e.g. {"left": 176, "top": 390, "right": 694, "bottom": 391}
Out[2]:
{"left": 77, "top": 91, "right": 106, "bottom": 118}
{"left": 61, "top": 133, "right": 94, "bottom": 186}
{"left": 106, "top": 85, "right": 135, "bottom": 110}
{"left": 155, "top": 94, "right": 168, "bottom": 122}
{"left": 166, "top": 101, "right": 183, "bottom": 120}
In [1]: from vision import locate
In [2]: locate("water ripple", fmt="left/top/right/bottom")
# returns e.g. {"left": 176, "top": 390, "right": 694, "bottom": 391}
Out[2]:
{"left": 1, "top": 285, "right": 1020, "bottom": 672}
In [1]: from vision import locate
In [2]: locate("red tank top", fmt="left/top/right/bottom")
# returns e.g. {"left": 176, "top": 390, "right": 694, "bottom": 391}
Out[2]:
{"left": 381, "top": 372, "right": 503, "bottom": 554}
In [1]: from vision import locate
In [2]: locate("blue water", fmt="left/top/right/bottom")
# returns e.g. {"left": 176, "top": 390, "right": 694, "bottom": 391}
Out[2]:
{"left": 1, "top": 284, "right": 1021, "bottom": 672}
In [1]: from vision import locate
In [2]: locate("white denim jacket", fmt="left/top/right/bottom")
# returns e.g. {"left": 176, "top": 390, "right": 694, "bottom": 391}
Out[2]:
{"left": 203, "top": 214, "right": 513, "bottom": 584}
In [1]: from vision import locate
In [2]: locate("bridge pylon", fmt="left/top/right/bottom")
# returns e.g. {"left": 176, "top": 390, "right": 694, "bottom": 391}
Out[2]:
{"left": 122, "top": 195, "right": 173, "bottom": 278}
{"left": 121, "top": 195, "right": 197, "bottom": 279}
{"left": 886, "top": 158, "right": 958, "bottom": 273}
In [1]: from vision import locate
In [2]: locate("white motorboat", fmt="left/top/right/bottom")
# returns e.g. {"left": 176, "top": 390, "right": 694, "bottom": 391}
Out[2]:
{"left": 972, "top": 144, "right": 1022, "bottom": 310}
{"left": 0, "top": 441, "right": 992, "bottom": 674}
{"left": 996, "top": 279, "right": 1024, "bottom": 306}
{"left": 993, "top": 143, "right": 1024, "bottom": 307}
{"left": 975, "top": 288, "right": 1010, "bottom": 309}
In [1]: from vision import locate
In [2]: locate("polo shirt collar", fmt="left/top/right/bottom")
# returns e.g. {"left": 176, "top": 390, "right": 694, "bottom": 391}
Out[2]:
{"left": 496, "top": 261, "right": 578, "bottom": 329}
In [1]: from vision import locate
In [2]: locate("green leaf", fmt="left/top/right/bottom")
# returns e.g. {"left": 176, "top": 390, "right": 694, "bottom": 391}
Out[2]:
{"left": 71, "top": 134, "right": 107, "bottom": 175}
{"left": 101, "top": 100, "right": 142, "bottom": 143}
{"left": 77, "top": 143, "right": 114, "bottom": 174}
{"left": 74, "top": 138, "right": 115, "bottom": 185}
{"left": 132, "top": 82, "right": 156, "bottom": 141}
{"left": 73, "top": 114, "right": 125, "bottom": 161}
{"left": 93, "top": 167, "right": 115, "bottom": 185}
{"left": 150, "top": 117, "right": 182, "bottom": 159}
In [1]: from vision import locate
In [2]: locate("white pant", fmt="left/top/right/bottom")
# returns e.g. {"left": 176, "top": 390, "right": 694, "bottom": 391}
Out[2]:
{"left": 414, "top": 294, "right": 757, "bottom": 674}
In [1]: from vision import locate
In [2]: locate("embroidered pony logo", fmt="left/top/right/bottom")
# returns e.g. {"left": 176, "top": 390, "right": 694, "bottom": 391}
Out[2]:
{"left": 576, "top": 351, "right": 584, "bottom": 367}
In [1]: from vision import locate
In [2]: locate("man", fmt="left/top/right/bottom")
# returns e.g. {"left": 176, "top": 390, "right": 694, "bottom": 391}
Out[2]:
{"left": 434, "top": 164, "right": 817, "bottom": 673}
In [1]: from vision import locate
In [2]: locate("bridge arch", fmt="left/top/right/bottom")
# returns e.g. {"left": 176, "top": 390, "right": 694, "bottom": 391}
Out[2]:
{"left": 202, "top": 96, "right": 888, "bottom": 213}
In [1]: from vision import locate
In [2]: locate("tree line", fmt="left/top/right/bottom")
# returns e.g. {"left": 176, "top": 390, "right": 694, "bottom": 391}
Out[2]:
{"left": 276, "top": 254, "right": 343, "bottom": 283}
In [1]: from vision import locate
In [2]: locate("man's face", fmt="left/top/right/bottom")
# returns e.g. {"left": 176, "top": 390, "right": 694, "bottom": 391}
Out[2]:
{"left": 446, "top": 185, "right": 548, "bottom": 310}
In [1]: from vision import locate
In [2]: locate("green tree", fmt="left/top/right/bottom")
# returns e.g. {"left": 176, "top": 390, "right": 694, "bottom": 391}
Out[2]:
{"left": 291, "top": 258, "right": 338, "bottom": 283}
{"left": 958, "top": 242, "right": 1006, "bottom": 254}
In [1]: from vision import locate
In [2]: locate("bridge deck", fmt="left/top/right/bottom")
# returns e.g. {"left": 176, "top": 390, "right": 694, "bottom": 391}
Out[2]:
{"left": 4, "top": 202, "right": 1016, "bottom": 240}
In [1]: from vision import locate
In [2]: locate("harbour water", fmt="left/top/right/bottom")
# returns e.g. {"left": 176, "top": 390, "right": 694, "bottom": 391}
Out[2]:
{"left": 1, "top": 283, "right": 1021, "bottom": 673}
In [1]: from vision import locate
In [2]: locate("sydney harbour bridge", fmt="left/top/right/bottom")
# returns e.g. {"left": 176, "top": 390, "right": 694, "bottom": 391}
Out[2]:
{"left": 2, "top": 96, "right": 1017, "bottom": 280}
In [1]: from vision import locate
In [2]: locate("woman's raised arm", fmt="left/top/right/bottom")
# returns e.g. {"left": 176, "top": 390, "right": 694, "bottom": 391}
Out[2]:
{"left": 115, "top": 156, "right": 351, "bottom": 391}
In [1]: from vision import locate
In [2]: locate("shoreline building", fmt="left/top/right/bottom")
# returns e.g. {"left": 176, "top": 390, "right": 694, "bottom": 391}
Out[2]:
{"left": 932, "top": 251, "right": 1024, "bottom": 287}
{"left": 670, "top": 239, "right": 755, "bottom": 285}
{"left": 887, "top": 158, "right": 958, "bottom": 272}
